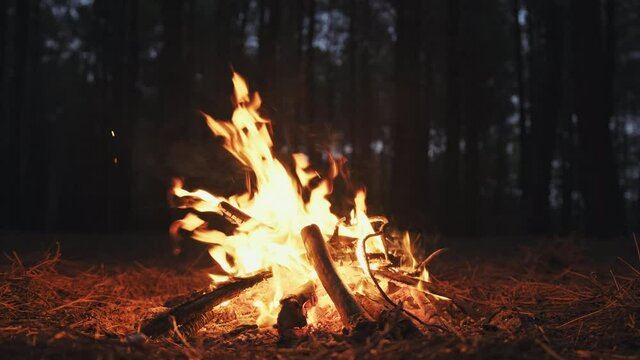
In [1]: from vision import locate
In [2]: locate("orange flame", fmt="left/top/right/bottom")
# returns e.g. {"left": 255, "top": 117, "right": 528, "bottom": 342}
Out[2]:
{"left": 171, "top": 72, "right": 389, "bottom": 326}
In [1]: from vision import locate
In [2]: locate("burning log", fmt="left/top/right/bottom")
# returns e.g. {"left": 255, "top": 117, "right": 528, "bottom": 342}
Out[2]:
{"left": 141, "top": 270, "right": 272, "bottom": 337}
{"left": 217, "top": 200, "right": 254, "bottom": 226}
{"left": 301, "top": 224, "right": 376, "bottom": 337}
{"left": 277, "top": 281, "right": 317, "bottom": 332}
{"left": 276, "top": 280, "right": 318, "bottom": 346}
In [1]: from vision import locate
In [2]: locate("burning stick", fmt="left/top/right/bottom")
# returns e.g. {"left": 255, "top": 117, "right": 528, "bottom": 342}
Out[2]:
{"left": 373, "top": 268, "right": 479, "bottom": 319}
{"left": 301, "top": 224, "right": 375, "bottom": 335}
{"left": 372, "top": 268, "right": 448, "bottom": 299}
{"left": 141, "top": 270, "right": 272, "bottom": 337}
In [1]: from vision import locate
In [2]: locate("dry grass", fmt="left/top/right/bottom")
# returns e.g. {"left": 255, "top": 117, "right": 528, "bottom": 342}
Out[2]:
{"left": 0, "top": 239, "right": 638, "bottom": 359}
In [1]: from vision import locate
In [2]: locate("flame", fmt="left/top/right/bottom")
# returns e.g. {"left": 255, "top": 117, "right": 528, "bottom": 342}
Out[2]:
{"left": 171, "top": 72, "right": 387, "bottom": 326}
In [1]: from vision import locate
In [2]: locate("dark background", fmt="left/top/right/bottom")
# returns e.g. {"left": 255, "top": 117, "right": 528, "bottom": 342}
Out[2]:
{"left": 1, "top": 0, "right": 639, "bottom": 253}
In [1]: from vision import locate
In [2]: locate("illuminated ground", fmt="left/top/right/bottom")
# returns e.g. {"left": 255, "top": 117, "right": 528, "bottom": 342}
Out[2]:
{"left": 0, "top": 235, "right": 638, "bottom": 359}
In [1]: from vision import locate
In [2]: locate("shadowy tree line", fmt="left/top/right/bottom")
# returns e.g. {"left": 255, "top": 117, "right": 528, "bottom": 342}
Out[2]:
{"left": 0, "top": 0, "right": 639, "bottom": 238}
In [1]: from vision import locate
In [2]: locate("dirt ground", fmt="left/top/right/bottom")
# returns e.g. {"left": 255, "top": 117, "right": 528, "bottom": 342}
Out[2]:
{"left": 0, "top": 235, "right": 638, "bottom": 359}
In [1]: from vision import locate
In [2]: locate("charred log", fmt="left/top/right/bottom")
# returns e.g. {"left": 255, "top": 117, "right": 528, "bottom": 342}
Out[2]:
{"left": 301, "top": 224, "right": 375, "bottom": 338}
{"left": 171, "top": 194, "right": 256, "bottom": 227}
{"left": 141, "top": 270, "right": 272, "bottom": 337}
{"left": 276, "top": 280, "right": 317, "bottom": 346}
{"left": 277, "top": 280, "right": 317, "bottom": 332}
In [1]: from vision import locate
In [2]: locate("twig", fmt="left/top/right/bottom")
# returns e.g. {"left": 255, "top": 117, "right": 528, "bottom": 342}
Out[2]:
{"left": 46, "top": 293, "right": 104, "bottom": 313}
{"left": 610, "top": 270, "right": 620, "bottom": 291}
{"left": 170, "top": 316, "right": 200, "bottom": 359}
{"left": 535, "top": 339, "right": 566, "bottom": 360}
{"left": 361, "top": 227, "right": 449, "bottom": 333}
{"left": 415, "top": 248, "right": 448, "bottom": 274}
{"left": 574, "top": 321, "right": 583, "bottom": 346}
{"left": 633, "top": 233, "right": 640, "bottom": 263}
{"left": 557, "top": 303, "right": 615, "bottom": 329}
{"left": 617, "top": 257, "right": 640, "bottom": 277}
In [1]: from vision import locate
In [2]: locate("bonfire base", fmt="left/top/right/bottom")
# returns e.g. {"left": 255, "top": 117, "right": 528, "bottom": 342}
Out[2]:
{"left": 1, "top": 236, "right": 638, "bottom": 359}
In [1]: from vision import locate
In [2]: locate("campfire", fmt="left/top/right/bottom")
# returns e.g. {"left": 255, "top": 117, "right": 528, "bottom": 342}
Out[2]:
{"left": 144, "top": 72, "right": 450, "bottom": 342}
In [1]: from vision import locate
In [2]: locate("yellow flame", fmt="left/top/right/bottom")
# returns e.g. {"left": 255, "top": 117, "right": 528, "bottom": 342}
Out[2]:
{"left": 171, "top": 72, "right": 386, "bottom": 326}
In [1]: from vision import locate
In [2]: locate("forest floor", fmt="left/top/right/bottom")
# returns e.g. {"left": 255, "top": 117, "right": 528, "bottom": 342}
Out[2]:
{"left": 0, "top": 234, "right": 639, "bottom": 359}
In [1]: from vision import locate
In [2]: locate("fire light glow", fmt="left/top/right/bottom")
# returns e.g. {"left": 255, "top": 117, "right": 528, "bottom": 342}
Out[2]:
{"left": 170, "top": 72, "right": 439, "bottom": 326}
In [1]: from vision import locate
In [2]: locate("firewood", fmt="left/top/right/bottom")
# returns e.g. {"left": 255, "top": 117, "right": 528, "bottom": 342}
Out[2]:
{"left": 373, "top": 268, "right": 479, "bottom": 319}
{"left": 277, "top": 281, "right": 317, "bottom": 331}
{"left": 141, "top": 270, "right": 272, "bottom": 337}
{"left": 173, "top": 195, "right": 257, "bottom": 227}
{"left": 276, "top": 280, "right": 318, "bottom": 346}
{"left": 373, "top": 269, "right": 441, "bottom": 294}
{"left": 301, "top": 224, "right": 376, "bottom": 338}
{"left": 218, "top": 201, "right": 253, "bottom": 226}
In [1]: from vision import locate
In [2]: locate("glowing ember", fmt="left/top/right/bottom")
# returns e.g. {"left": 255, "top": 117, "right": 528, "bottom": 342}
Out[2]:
{"left": 170, "top": 72, "right": 443, "bottom": 328}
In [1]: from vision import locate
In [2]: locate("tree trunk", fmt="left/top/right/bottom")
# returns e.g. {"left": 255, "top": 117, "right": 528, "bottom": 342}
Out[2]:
{"left": 161, "top": 0, "right": 186, "bottom": 135}
{"left": 526, "top": 0, "right": 564, "bottom": 234}
{"left": 569, "top": 0, "right": 625, "bottom": 237}
{"left": 305, "top": 0, "right": 316, "bottom": 124}
{"left": 23, "top": 0, "right": 47, "bottom": 230}
{"left": 512, "top": 0, "right": 529, "bottom": 222}
{"left": 442, "top": 0, "right": 461, "bottom": 234}
{"left": 0, "top": 0, "right": 5, "bottom": 227}
{"left": 419, "top": 0, "right": 433, "bottom": 229}
{"left": 348, "top": 0, "right": 373, "bottom": 184}
{"left": 392, "top": 0, "right": 425, "bottom": 228}
{"left": 559, "top": 112, "right": 575, "bottom": 235}
{"left": 6, "top": 0, "right": 30, "bottom": 228}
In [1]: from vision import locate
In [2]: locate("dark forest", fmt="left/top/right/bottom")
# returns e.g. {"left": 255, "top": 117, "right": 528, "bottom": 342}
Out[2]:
{"left": 1, "top": 2, "right": 640, "bottom": 359}
{"left": 1, "top": 0, "right": 640, "bottom": 239}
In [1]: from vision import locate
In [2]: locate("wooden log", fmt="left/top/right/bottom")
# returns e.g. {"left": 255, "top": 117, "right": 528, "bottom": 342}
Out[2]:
{"left": 277, "top": 281, "right": 317, "bottom": 332}
{"left": 301, "top": 224, "right": 375, "bottom": 336}
{"left": 174, "top": 194, "right": 265, "bottom": 228}
{"left": 276, "top": 281, "right": 318, "bottom": 346}
{"left": 141, "top": 270, "right": 272, "bottom": 337}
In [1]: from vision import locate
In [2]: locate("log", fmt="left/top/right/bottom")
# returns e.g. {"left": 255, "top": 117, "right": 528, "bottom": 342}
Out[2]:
{"left": 218, "top": 201, "right": 253, "bottom": 226}
{"left": 277, "top": 281, "right": 317, "bottom": 332}
{"left": 301, "top": 224, "right": 375, "bottom": 336}
{"left": 276, "top": 280, "right": 317, "bottom": 346}
{"left": 141, "top": 270, "right": 272, "bottom": 337}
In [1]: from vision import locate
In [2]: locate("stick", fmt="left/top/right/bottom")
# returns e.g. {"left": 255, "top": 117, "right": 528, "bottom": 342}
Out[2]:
{"left": 301, "top": 224, "right": 375, "bottom": 333}
{"left": 373, "top": 268, "right": 480, "bottom": 319}
{"left": 373, "top": 268, "right": 448, "bottom": 298}
{"left": 141, "top": 270, "right": 272, "bottom": 337}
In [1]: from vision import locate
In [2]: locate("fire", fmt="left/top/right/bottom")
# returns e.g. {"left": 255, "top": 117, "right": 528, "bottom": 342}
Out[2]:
{"left": 170, "top": 72, "right": 433, "bottom": 327}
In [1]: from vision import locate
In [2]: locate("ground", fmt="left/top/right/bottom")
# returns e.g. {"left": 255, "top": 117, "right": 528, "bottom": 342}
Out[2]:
{"left": 0, "top": 234, "right": 638, "bottom": 359}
